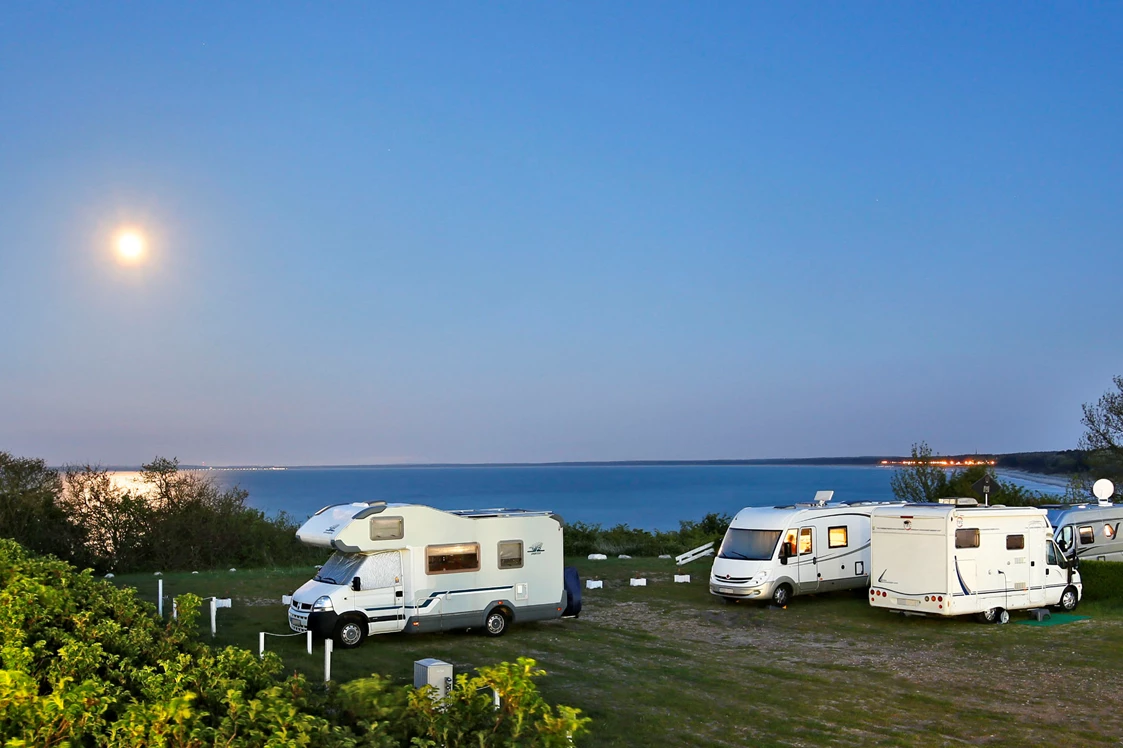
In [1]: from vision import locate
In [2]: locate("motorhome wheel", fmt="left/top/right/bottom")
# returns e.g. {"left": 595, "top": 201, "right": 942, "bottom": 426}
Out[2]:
{"left": 334, "top": 617, "right": 368, "bottom": 648}
{"left": 485, "top": 609, "right": 509, "bottom": 637}
{"left": 1059, "top": 586, "right": 1079, "bottom": 612}
{"left": 997, "top": 609, "right": 1010, "bottom": 625}
{"left": 771, "top": 584, "right": 792, "bottom": 607}
{"left": 977, "top": 608, "right": 1000, "bottom": 624}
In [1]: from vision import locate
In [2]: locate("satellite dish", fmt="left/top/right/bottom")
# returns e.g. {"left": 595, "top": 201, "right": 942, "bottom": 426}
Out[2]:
{"left": 1093, "top": 479, "right": 1115, "bottom": 502}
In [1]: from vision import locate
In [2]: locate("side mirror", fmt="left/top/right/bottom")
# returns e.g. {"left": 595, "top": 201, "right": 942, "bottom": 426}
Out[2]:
{"left": 779, "top": 545, "right": 789, "bottom": 565}
{"left": 352, "top": 576, "right": 361, "bottom": 591}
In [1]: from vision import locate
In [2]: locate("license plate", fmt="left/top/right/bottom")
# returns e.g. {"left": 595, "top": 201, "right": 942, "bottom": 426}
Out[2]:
{"left": 897, "top": 598, "right": 920, "bottom": 606}
{"left": 719, "top": 587, "right": 738, "bottom": 595}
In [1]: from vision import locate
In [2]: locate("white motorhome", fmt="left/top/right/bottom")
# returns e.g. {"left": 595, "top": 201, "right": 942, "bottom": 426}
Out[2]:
{"left": 709, "top": 492, "right": 904, "bottom": 606}
{"left": 287, "top": 502, "right": 574, "bottom": 647}
{"left": 869, "top": 501, "right": 1082, "bottom": 623}
{"left": 1045, "top": 502, "right": 1123, "bottom": 562}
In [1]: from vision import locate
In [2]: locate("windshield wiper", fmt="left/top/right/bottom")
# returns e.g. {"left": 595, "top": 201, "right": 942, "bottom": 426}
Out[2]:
{"left": 317, "top": 576, "right": 338, "bottom": 584}
{"left": 721, "top": 551, "right": 751, "bottom": 560}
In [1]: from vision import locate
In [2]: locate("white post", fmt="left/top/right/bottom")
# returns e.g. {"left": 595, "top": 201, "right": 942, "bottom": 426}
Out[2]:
{"left": 306, "top": 630, "right": 313, "bottom": 655}
{"left": 210, "top": 597, "right": 217, "bottom": 637}
{"left": 259, "top": 632, "right": 266, "bottom": 659}
{"left": 172, "top": 599, "right": 178, "bottom": 620}
{"left": 158, "top": 579, "right": 163, "bottom": 617}
{"left": 324, "top": 638, "right": 333, "bottom": 683}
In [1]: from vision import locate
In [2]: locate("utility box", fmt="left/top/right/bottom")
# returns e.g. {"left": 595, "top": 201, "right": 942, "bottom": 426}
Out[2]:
{"left": 414, "top": 658, "right": 454, "bottom": 699}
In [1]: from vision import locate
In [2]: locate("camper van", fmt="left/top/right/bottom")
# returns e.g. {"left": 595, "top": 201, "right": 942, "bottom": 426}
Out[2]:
{"left": 709, "top": 492, "right": 904, "bottom": 606}
{"left": 869, "top": 501, "right": 1082, "bottom": 623}
{"left": 287, "top": 502, "right": 577, "bottom": 647}
{"left": 1045, "top": 502, "right": 1123, "bottom": 562}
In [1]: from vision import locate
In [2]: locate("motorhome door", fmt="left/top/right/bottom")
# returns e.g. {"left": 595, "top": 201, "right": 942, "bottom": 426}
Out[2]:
{"left": 797, "top": 526, "right": 819, "bottom": 592}
{"left": 354, "top": 551, "right": 406, "bottom": 635}
{"left": 1028, "top": 531, "right": 1046, "bottom": 605}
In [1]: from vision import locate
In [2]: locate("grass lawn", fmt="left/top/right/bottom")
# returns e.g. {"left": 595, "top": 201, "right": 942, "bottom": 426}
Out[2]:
{"left": 114, "top": 559, "right": 1123, "bottom": 747}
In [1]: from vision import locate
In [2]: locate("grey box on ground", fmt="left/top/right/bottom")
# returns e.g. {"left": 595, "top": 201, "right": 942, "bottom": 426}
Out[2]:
{"left": 414, "top": 658, "right": 454, "bottom": 699}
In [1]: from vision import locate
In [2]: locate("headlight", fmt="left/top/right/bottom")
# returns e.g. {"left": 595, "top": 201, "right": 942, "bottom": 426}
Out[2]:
{"left": 312, "top": 595, "right": 334, "bottom": 612}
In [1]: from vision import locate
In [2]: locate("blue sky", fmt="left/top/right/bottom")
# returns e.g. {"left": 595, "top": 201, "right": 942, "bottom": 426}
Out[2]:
{"left": 1, "top": 3, "right": 1120, "bottom": 465}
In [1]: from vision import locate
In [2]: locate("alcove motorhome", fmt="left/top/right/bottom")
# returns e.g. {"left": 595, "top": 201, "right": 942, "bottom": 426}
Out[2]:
{"left": 869, "top": 501, "right": 1081, "bottom": 623}
{"left": 709, "top": 492, "right": 904, "bottom": 606}
{"left": 287, "top": 502, "right": 576, "bottom": 647}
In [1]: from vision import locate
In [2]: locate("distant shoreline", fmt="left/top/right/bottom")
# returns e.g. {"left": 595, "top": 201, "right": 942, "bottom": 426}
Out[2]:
{"left": 89, "top": 454, "right": 1078, "bottom": 479}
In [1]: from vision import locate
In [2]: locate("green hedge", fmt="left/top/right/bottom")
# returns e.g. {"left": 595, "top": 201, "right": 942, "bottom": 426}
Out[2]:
{"left": 1076, "top": 560, "right": 1123, "bottom": 610}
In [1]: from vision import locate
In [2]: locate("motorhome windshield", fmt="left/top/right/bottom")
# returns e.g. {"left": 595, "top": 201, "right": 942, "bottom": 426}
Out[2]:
{"left": 719, "top": 529, "right": 783, "bottom": 560}
{"left": 314, "top": 552, "right": 364, "bottom": 585}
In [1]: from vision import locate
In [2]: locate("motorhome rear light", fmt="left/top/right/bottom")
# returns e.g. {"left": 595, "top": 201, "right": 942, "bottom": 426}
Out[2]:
{"left": 937, "top": 596, "right": 943, "bottom": 602}
{"left": 924, "top": 596, "right": 929, "bottom": 602}
{"left": 938, "top": 604, "right": 942, "bottom": 609}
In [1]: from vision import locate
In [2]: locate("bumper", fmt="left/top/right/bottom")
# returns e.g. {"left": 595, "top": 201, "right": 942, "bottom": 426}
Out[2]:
{"left": 710, "top": 580, "right": 771, "bottom": 599}
{"left": 288, "top": 607, "right": 337, "bottom": 638}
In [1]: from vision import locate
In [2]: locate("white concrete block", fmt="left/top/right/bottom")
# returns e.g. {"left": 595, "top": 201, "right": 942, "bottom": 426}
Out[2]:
{"left": 674, "top": 574, "right": 691, "bottom": 583}
{"left": 618, "top": 554, "right": 632, "bottom": 559}
{"left": 588, "top": 553, "right": 607, "bottom": 560}
{"left": 586, "top": 580, "right": 604, "bottom": 589}
{"left": 629, "top": 578, "right": 647, "bottom": 587}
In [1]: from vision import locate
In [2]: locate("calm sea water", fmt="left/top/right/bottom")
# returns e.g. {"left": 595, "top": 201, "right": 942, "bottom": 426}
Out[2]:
{"left": 211, "top": 465, "right": 1065, "bottom": 532}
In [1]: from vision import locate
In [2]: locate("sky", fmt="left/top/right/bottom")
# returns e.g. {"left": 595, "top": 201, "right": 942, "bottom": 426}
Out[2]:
{"left": 1, "top": 3, "right": 1121, "bottom": 466}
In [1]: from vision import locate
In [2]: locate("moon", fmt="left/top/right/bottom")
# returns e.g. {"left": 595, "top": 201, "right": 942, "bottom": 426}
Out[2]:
{"left": 115, "top": 229, "right": 147, "bottom": 264}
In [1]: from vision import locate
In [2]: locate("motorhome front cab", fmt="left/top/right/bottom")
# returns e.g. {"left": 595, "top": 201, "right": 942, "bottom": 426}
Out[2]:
{"left": 869, "top": 502, "right": 1082, "bottom": 623}
{"left": 1045, "top": 502, "right": 1123, "bottom": 562}
{"left": 287, "top": 502, "right": 573, "bottom": 648}
{"left": 709, "top": 495, "right": 901, "bottom": 606}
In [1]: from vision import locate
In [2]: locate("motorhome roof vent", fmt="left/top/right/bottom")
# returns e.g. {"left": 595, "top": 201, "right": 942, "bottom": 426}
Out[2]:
{"left": 937, "top": 497, "right": 978, "bottom": 506}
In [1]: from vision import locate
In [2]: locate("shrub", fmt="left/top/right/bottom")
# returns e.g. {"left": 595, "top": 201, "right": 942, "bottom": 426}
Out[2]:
{"left": 0, "top": 539, "right": 590, "bottom": 746}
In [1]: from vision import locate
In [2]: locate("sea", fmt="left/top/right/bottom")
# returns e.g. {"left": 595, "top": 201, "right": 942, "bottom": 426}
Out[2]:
{"left": 203, "top": 465, "right": 1069, "bottom": 532}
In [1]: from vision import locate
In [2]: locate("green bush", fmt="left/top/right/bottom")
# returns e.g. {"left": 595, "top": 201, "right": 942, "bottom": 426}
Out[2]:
{"left": 0, "top": 539, "right": 590, "bottom": 746}
{"left": 564, "top": 512, "right": 731, "bottom": 557}
{"left": 1074, "top": 560, "right": 1123, "bottom": 611}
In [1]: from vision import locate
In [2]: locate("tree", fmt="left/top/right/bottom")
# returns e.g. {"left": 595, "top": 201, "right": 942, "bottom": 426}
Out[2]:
{"left": 0, "top": 452, "right": 86, "bottom": 563}
{"left": 889, "top": 442, "right": 949, "bottom": 502}
{"left": 1080, "top": 375, "right": 1123, "bottom": 485}
{"left": 61, "top": 464, "right": 151, "bottom": 571}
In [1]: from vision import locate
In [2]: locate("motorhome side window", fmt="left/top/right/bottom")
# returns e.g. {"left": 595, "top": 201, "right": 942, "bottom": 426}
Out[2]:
{"left": 497, "top": 540, "right": 523, "bottom": 569}
{"left": 828, "top": 526, "right": 848, "bottom": 548}
{"left": 426, "top": 543, "right": 481, "bottom": 574}
{"left": 1006, "top": 534, "right": 1025, "bottom": 550}
{"left": 1079, "top": 526, "right": 1095, "bottom": 545}
{"left": 955, "top": 528, "right": 980, "bottom": 549}
{"left": 370, "top": 517, "right": 404, "bottom": 541}
{"left": 1104, "top": 523, "right": 1117, "bottom": 540}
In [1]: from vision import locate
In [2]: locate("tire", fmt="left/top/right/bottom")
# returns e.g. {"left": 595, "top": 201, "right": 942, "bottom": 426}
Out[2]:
{"left": 1058, "top": 586, "right": 1079, "bottom": 612}
{"left": 771, "top": 584, "right": 793, "bottom": 607}
{"left": 484, "top": 609, "right": 509, "bottom": 637}
{"left": 333, "top": 617, "right": 368, "bottom": 649}
{"left": 997, "top": 609, "right": 1010, "bottom": 625}
{"left": 977, "top": 608, "right": 1000, "bottom": 624}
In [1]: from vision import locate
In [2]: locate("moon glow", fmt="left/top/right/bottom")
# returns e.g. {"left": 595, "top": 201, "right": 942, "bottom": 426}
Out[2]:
{"left": 115, "top": 230, "right": 147, "bottom": 264}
